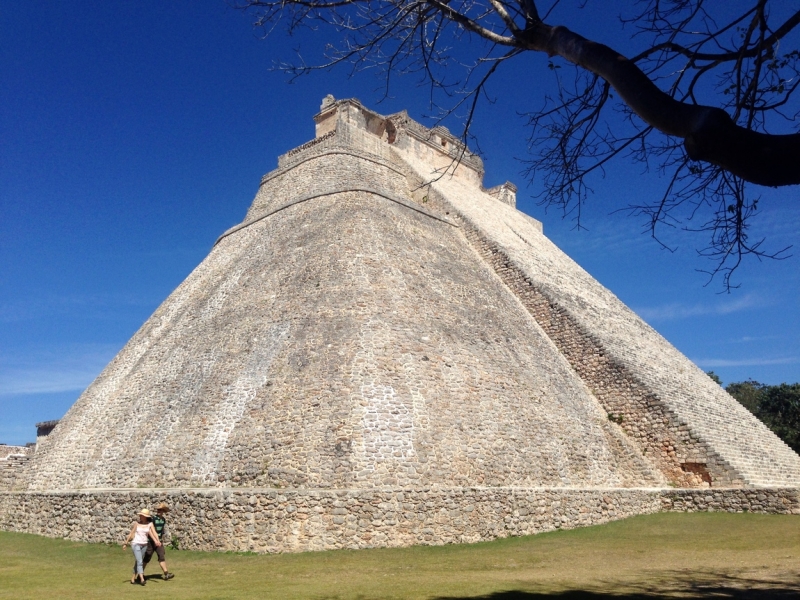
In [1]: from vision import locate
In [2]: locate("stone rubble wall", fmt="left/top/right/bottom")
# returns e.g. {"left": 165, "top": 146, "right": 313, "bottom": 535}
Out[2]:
{"left": 1, "top": 487, "right": 797, "bottom": 553}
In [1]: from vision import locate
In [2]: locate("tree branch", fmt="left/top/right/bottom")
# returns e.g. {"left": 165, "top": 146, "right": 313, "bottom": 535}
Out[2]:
{"left": 517, "top": 19, "right": 800, "bottom": 186}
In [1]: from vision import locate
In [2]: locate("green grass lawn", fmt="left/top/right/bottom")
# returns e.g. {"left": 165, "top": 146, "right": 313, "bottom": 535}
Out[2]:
{"left": 1, "top": 513, "right": 799, "bottom": 599}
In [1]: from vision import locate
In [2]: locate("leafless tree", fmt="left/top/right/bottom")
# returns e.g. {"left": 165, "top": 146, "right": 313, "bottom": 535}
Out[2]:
{"left": 236, "top": 0, "right": 800, "bottom": 288}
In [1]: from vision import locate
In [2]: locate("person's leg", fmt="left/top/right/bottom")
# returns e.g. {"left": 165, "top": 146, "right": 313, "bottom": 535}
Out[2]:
{"left": 155, "top": 544, "right": 173, "bottom": 579}
{"left": 142, "top": 542, "right": 154, "bottom": 572}
{"left": 131, "top": 545, "right": 140, "bottom": 581}
{"left": 132, "top": 544, "right": 146, "bottom": 584}
{"left": 131, "top": 545, "right": 142, "bottom": 578}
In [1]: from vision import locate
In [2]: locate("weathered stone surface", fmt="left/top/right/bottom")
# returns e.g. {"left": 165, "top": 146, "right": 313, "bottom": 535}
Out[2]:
{"left": 0, "top": 446, "right": 31, "bottom": 460}
{"left": 0, "top": 446, "right": 32, "bottom": 490}
{"left": 396, "top": 164, "right": 800, "bottom": 487}
{"left": 2, "top": 97, "right": 798, "bottom": 553}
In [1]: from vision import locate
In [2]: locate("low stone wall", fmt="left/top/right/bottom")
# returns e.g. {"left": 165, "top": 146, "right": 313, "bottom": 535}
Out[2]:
{"left": 1, "top": 487, "right": 797, "bottom": 553}
{"left": 660, "top": 488, "right": 799, "bottom": 513}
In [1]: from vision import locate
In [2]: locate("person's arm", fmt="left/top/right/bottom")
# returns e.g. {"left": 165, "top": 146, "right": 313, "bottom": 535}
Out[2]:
{"left": 122, "top": 523, "right": 136, "bottom": 548}
{"left": 149, "top": 523, "right": 162, "bottom": 546}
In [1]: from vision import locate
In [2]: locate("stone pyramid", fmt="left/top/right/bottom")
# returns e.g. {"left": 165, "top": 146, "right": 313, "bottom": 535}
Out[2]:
{"left": 3, "top": 97, "right": 798, "bottom": 552}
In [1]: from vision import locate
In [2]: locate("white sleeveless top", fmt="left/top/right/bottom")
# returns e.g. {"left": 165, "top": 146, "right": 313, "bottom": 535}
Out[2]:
{"left": 133, "top": 523, "right": 150, "bottom": 544}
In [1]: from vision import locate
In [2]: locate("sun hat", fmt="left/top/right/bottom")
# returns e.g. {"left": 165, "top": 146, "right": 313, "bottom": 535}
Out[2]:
{"left": 138, "top": 508, "right": 152, "bottom": 519}
{"left": 156, "top": 502, "right": 170, "bottom": 513}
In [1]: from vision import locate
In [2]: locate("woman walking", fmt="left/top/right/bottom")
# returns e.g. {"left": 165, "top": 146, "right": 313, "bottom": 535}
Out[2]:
{"left": 122, "top": 508, "right": 162, "bottom": 586}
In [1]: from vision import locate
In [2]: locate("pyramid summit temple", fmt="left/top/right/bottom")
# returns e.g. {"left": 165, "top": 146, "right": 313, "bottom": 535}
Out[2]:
{"left": 2, "top": 97, "right": 798, "bottom": 552}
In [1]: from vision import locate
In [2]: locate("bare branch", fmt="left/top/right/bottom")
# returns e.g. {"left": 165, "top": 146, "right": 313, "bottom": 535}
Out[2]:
{"left": 236, "top": 0, "right": 800, "bottom": 287}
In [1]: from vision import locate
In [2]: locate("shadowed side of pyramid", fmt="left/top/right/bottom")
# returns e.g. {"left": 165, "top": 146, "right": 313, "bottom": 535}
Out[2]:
{"left": 391, "top": 113, "right": 800, "bottom": 489}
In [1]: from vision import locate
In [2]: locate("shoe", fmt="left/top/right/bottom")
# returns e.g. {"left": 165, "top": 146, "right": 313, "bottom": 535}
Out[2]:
{"left": 164, "top": 572, "right": 174, "bottom": 580}
{"left": 140, "top": 577, "right": 146, "bottom": 586}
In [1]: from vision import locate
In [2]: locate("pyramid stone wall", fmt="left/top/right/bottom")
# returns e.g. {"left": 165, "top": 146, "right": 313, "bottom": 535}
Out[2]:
{"left": 394, "top": 161, "right": 800, "bottom": 487}
{"left": 1, "top": 98, "right": 798, "bottom": 552}
{"left": 18, "top": 120, "right": 660, "bottom": 492}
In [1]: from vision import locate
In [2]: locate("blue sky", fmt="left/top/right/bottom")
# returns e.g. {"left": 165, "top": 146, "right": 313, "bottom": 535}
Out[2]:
{"left": 1, "top": 1, "right": 798, "bottom": 445}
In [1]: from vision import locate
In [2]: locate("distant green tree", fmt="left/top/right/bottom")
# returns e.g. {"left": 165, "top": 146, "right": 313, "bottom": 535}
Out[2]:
{"left": 726, "top": 380, "right": 800, "bottom": 454}
{"left": 760, "top": 384, "right": 800, "bottom": 453}
{"left": 706, "top": 371, "right": 722, "bottom": 386}
{"left": 726, "top": 379, "right": 767, "bottom": 414}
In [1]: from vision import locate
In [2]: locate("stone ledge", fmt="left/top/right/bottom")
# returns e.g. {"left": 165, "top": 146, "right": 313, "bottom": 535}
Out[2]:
{"left": 215, "top": 186, "right": 457, "bottom": 247}
{"left": 267, "top": 145, "right": 407, "bottom": 187}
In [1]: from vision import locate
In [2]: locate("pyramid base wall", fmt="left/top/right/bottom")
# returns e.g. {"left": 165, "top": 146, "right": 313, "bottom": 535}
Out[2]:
{"left": 2, "top": 487, "right": 798, "bottom": 553}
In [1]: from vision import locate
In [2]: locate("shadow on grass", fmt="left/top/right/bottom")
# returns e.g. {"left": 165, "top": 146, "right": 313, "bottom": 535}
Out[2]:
{"left": 433, "top": 571, "right": 800, "bottom": 599}
{"left": 123, "top": 573, "right": 168, "bottom": 585}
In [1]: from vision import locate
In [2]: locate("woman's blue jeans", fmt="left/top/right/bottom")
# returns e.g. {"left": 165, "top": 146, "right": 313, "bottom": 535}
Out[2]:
{"left": 132, "top": 543, "right": 148, "bottom": 574}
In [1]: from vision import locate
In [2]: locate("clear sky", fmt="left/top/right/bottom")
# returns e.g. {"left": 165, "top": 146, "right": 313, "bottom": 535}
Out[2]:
{"left": 1, "top": 1, "right": 798, "bottom": 445}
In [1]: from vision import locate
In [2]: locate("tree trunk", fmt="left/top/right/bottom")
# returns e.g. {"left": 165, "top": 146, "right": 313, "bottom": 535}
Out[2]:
{"left": 522, "top": 22, "right": 800, "bottom": 187}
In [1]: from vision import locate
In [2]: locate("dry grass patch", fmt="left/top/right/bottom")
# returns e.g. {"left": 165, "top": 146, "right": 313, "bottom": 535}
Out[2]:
{"left": 1, "top": 513, "right": 799, "bottom": 599}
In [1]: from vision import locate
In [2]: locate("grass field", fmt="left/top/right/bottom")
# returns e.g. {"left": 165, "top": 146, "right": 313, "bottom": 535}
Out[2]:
{"left": 1, "top": 513, "right": 799, "bottom": 599}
